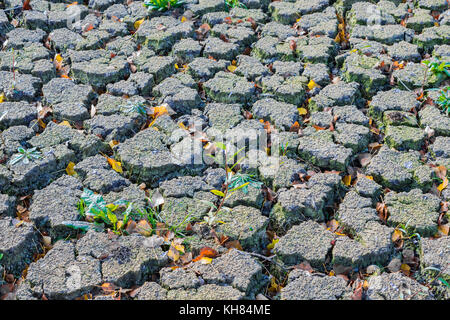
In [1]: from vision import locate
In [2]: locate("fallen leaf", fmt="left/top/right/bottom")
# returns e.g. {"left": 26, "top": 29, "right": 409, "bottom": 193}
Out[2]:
{"left": 199, "top": 257, "right": 212, "bottom": 264}
{"left": 42, "top": 236, "right": 52, "bottom": 247}
{"left": 290, "top": 121, "right": 300, "bottom": 132}
{"left": 101, "top": 283, "right": 117, "bottom": 294}
{"left": 225, "top": 240, "right": 243, "bottom": 250}
{"left": 312, "top": 124, "right": 326, "bottom": 131}
{"left": 108, "top": 140, "right": 119, "bottom": 149}
{"left": 227, "top": 65, "right": 237, "bottom": 73}
{"left": 400, "top": 263, "right": 410, "bottom": 276}
{"left": 54, "top": 54, "right": 64, "bottom": 71}
{"left": 198, "top": 247, "right": 218, "bottom": 258}
{"left": 392, "top": 228, "right": 403, "bottom": 242}
{"left": 293, "top": 261, "right": 313, "bottom": 273}
{"left": 327, "top": 219, "right": 340, "bottom": 232}
{"left": 167, "top": 246, "right": 180, "bottom": 262}
{"left": 435, "top": 165, "right": 447, "bottom": 180}
{"left": 106, "top": 157, "right": 123, "bottom": 174}
{"left": 267, "top": 238, "right": 279, "bottom": 250}
{"left": 65, "top": 162, "right": 76, "bottom": 176}
{"left": 298, "top": 107, "right": 308, "bottom": 116}
{"left": 368, "top": 142, "right": 382, "bottom": 151}
{"left": 342, "top": 175, "right": 351, "bottom": 186}
{"left": 0, "top": 92, "right": 4, "bottom": 103}
{"left": 83, "top": 23, "right": 94, "bottom": 32}
{"left": 438, "top": 224, "right": 449, "bottom": 236}
{"left": 59, "top": 120, "right": 71, "bottom": 127}
{"left": 437, "top": 177, "right": 448, "bottom": 193}
{"left": 136, "top": 220, "right": 152, "bottom": 237}
{"left": 307, "top": 80, "right": 320, "bottom": 90}
{"left": 134, "top": 18, "right": 144, "bottom": 30}
{"left": 358, "top": 153, "right": 372, "bottom": 167}
{"left": 22, "top": 0, "right": 32, "bottom": 10}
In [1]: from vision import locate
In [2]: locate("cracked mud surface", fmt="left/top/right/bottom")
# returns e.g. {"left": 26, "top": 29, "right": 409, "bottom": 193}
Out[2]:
{"left": 0, "top": 0, "right": 449, "bottom": 300}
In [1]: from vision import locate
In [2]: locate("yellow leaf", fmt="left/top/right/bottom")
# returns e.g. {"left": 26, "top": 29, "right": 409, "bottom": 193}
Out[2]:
{"left": 434, "top": 22, "right": 439, "bottom": 27}
{"left": 342, "top": 175, "right": 351, "bottom": 186}
{"left": 267, "top": 238, "right": 279, "bottom": 250}
{"left": 167, "top": 246, "right": 180, "bottom": 262}
{"left": 298, "top": 107, "right": 308, "bottom": 116}
{"left": 231, "top": 60, "right": 237, "bottom": 66}
{"left": 173, "top": 242, "right": 185, "bottom": 254}
{"left": 109, "top": 140, "right": 119, "bottom": 149}
{"left": 66, "top": 162, "right": 76, "bottom": 176}
{"left": 227, "top": 65, "right": 237, "bottom": 73}
{"left": 151, "top": 105, "right": 168, "bottom": 118}
{"left": 0, "top": 92, "right": 5, "bottom": 103}
{"left": 329, "top": 270, "right": 335, "bottom": 276}
{"left": 199, "top": 257, "right": 212, "bottom": 264}
{"left": 400, "top": 264, "right": 410, "bottom": 275}
{"left": 175, "top": 63, "right": 179, "bottom": 69}
{"left": 59, "top": 120, "right": 71, "bottom": 127}
{"left": 307, "top": 80, "right": 319, "bottom": 90}
{"left": 55, "top": 54, "right": 63, "bottom": 63}
{"left": 38, "top": 118, "right": 46, "bottom": 129}
{"left": 178, "top": 122, "right": 187, "bottom": 130}
{"left": 437, "top": 177, "right": 448, "bottom": 192}
{"left": 134, "top": 18, "right": 144, "bottom": 30}
{"left": 438, "top": 224, "right": 449, "bottom": 236}
{"left": 181, "top": 16, "right": 187, "bottom": 23}
{"left": 268, "top": 277, "right": 281, "bottom": 293}
{"left": 366, "top": 175, "right": 374, "bottom": 180}
{"left": 107, "top": 157, "right": 123, "bottom": 174}
{"left": 392, "top": 229, "right": 403, "bottom": 242}
{"left": 296, "top": 17, "right": 301, "bottom": 23}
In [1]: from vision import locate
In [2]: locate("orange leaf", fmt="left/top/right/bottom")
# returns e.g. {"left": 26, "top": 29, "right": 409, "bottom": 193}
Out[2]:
{"left": 101, "top": 283, "right": 116, "bottom": 294}
{"left": 199, "top": 247, "right": 218, "bottom": 258}
{"left": 312, "top": 124, "right": 326, "bottom": 131}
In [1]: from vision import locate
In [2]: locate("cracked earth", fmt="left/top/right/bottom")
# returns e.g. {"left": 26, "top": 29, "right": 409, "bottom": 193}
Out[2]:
{"left": 0, "top": 0, "right": 449, "bottom": 300}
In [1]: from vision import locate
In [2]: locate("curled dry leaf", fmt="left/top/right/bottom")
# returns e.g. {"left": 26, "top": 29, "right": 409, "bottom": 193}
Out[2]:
{"left": 136, "top": 220, "right": 152, "bottom": 237}
{"left": 358, "top": 153, "right": 372, "bottom": 167}
{"left": 144, "top": 235, "right": 164, "bottom": 248}
{"left": 149, "top": 190, "right": 164, "bottom": 208}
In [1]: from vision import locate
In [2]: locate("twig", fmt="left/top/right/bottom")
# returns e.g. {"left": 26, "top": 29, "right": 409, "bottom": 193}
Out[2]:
{"left": 235, "top": 249, "right": 292, "bottom": 271}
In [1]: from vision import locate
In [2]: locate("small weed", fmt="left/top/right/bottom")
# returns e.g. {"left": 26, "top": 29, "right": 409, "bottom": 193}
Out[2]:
{"left": 205, "top": 142, "right": 262, "bottom": 226}
{"left": 76, "top": 189, "right": 126, "bottom": 233}
{"left": 280, "top": 141, "right": 289, "bottom": 157}
{"left": 143, "top": 0, "right": 185, "bottom": 11}
{"left": 224, "top": 0, "right": 247, "bottom": 10}
{"left": 228, "top": 173, "right": 262, "bottom": 194}
{"left": 422, "top": 58, "right": 450, "bottom": 79}
{"left": 428, "top": 87, "right": 450, "bottom": 115}
{"left": 9, "top": 147, "right": 42, "bottom": 165}
{"left": 120, "top": 101, "right": 148, "bottom": 115}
